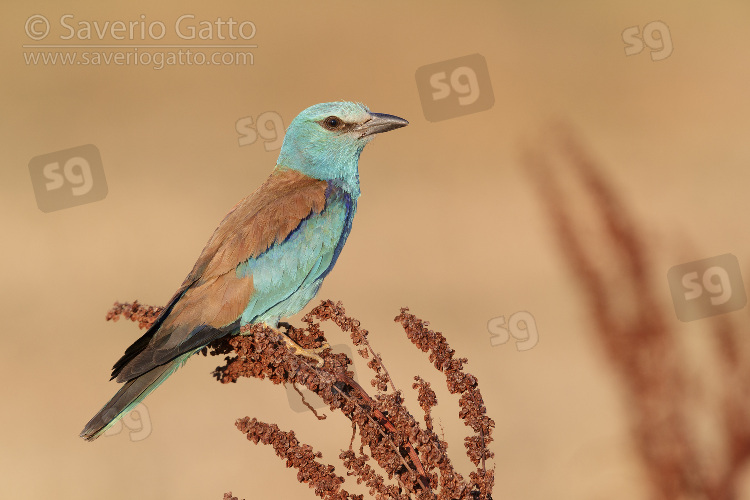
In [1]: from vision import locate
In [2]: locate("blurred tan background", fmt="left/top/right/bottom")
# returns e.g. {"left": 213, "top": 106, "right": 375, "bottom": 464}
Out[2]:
{"left": 2, "top": 1, "right": 750, "bottom": 498}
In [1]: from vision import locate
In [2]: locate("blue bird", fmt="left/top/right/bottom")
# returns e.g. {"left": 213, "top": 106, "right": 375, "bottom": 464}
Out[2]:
{"left": 80, "top": 101, "right": 408, "bottom": 441}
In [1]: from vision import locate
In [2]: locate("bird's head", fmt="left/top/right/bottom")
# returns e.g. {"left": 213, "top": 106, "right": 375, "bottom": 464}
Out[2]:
{"left": 276, "top": 101, "right": 408, "bottom": 197}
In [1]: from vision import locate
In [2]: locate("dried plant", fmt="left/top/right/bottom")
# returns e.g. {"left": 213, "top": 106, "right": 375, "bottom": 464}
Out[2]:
{"left": 106, "top": 300, "right": 495, "bottom": 499}
{"left": 523, "top": 126, "right": 750, "bottom": 500}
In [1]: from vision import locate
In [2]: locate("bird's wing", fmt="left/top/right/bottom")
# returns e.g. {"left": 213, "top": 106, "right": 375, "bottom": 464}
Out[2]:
{"left": 112, "top": 168, "right": 328, "bottom": 382}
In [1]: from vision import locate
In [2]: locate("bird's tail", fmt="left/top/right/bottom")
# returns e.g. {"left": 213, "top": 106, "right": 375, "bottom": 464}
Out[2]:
{"left": 80, "top": 352, "right": 192, "bottom": 441}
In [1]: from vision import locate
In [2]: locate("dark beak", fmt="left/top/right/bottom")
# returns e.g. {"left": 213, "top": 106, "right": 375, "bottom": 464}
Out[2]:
{"left": 355, "top": 112, "right": 409, "bottom": 138}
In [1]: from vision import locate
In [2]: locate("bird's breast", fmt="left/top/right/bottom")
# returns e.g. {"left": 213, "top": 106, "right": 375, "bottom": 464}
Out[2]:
{"left": 236, "top": 185, "right": 357, "bottom": 325}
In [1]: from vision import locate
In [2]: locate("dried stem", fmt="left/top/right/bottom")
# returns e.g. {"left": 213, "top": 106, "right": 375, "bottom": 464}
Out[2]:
{"left": 523, "top": 125, "right": 750, "bottom": 500}
{"left": 106, "top": 300, "right": 495, "bottom": 499}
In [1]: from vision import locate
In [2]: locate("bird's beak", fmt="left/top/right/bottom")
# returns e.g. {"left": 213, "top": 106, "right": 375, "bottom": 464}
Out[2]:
{"left": 355, "top": 112, "right": 409, "bottom": 138}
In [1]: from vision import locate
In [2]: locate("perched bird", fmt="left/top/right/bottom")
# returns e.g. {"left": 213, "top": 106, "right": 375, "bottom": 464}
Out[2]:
{"left": 80, "top": 101, "right": 408, "bottom": 441}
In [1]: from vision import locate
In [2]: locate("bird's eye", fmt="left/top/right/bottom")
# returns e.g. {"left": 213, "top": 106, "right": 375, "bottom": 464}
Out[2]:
{"left": 321, "top": 116, "right": 345, "bottom": 131}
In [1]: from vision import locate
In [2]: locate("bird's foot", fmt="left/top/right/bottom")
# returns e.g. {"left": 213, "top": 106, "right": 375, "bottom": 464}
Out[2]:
{"left": 272, "top": 322, "right": 330, "bottom": 366}
{"left": 277, "top": 333, "right": 327, "bottom": 367}
{"left": 310, "top": 341, "right": 331, "bottom": 354}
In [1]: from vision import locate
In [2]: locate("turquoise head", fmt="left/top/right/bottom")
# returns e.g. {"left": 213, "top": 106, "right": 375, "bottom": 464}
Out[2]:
{"left": 276, "top": 101, "right": 408, "bottom": 197}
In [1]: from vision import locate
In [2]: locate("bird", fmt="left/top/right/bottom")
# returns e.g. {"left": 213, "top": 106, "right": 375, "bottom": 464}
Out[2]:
{"left": 80, "top": 101, "right": 408, "bottom": 441}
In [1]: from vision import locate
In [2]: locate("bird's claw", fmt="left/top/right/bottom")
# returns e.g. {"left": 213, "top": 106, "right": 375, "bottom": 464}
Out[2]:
{"left": 277, "top": 332, "right": 327, "bottom": 367}
{"left": 311, "top": 341, "right": 331, "bottom": 354}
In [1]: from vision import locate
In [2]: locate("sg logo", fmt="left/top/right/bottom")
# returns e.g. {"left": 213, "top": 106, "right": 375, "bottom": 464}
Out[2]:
{"left": 28, "top": 144, "right": 107, "bottom": 213}
{"left": 415, "top": 53, "right": 494, "bottom": 122}
{"left": 667, "top": 254, "right": 747, "bottom": 322}
{"left": 622, "top": 21, "right": 673, "bottom": 61}
{"left": 102, "top": 403, "right": 152, "bottom": 442}
{"left": 487, "top": 311, "right": 539, "bottom": 351}
{"left": 236, "top": 111, "right": 285, "bottom": 151}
